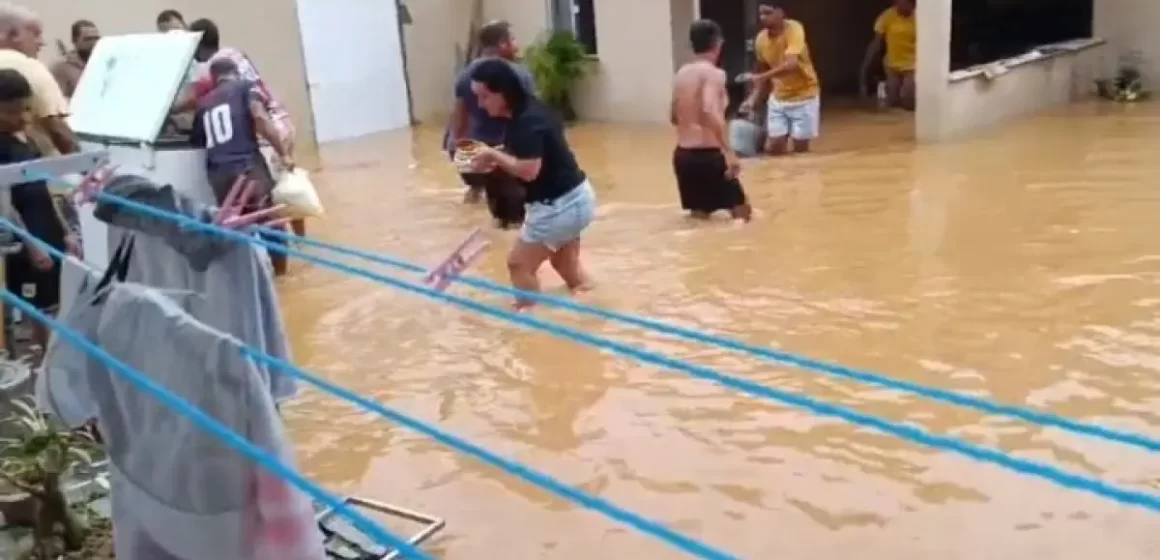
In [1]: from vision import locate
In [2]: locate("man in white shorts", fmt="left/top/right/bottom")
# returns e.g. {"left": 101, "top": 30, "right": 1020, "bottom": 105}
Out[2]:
{"left": 741, "top": 2, "right": 821, "bottom": 155}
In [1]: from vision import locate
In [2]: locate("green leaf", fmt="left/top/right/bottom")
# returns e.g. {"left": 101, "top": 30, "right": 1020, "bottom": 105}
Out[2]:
{"left": 9, "top": 398, "right": 38, "bottom": 420}
{"left": 524, "top": 30, "right": 593, "bottom": 119}
{"left": 68, "top": 446, "right": 93, "bottom": 466}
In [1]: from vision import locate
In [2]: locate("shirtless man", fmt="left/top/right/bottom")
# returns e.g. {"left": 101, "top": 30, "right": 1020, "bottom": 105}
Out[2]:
{"left": 671, "top": 20, "right": 751, "bottom": 221}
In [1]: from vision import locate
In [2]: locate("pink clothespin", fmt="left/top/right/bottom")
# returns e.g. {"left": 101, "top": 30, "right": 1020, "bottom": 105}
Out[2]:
{"left": 72, "top": 157, "right": 118, "bottom": 205}
{"left": 423, "top": 228, "right": 488, "bottom": 292}
{"left": 215, "top": 175, "right": 289, "bottom": 230}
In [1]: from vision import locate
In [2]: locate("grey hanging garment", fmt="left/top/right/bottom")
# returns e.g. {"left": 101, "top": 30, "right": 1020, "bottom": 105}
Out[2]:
{"left": 92, "top": 175, "right": 296, "bottom": 402}
{"left": 41, "top": 281, "right": 324, "bottom": 560}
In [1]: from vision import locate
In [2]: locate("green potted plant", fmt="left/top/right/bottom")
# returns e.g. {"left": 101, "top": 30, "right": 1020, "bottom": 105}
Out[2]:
{"left": 523, "top": 31, "right": 594, "bottom": 122}
{"left": 0, "top": 398, "right": 104, "bottom": 559}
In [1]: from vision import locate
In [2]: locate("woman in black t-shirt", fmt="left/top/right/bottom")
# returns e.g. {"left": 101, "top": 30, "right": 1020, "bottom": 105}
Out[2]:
{"left": 467, "top": 59, "right": 596, "bottom": 310}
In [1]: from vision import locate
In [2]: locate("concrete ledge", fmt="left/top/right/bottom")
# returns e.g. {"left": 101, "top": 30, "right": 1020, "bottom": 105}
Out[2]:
{"left": 933, "top": 38, "right": 1107, "bottom": 140}
{"left": 949, "top": 38, "right": 1107, "bottom": 83}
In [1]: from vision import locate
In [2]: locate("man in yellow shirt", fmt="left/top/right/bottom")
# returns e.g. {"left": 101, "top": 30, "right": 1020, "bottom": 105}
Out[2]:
{"left": 740, "top": 2, "right": 821, "bottom": 155}
{"left": 0, "top": 3, "right": 77, "bottom": 155}
{"left": 860, "top": 0, "right": 916, "bottom": 110}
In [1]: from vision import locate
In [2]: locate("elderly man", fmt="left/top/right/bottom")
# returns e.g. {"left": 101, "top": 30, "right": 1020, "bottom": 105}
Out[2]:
{"left": 192, "top": 58, "right": 294, "bottom": 276}
{"left": 51, "top": 19, "right": 99, "bottom": 98}
{"left": 183, "top": 18, "right": 307, "bottom": 239}
{"left": 0, "top": 2, "right": 77, "bottom": 155}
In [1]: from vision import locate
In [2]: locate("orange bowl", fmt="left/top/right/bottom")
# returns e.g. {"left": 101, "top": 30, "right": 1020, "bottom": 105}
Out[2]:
{"left": 456, "top": 139, "right": 482, "bottom": 154}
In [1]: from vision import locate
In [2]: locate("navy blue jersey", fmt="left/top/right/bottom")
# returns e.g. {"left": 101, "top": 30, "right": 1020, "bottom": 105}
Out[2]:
{"left": 192, "top": 80, "right": 262, "bottom": 173}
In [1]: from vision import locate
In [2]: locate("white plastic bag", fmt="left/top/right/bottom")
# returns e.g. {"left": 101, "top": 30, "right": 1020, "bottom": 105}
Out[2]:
{"left": 272, "top": 168, "right": 324, "bottom": 218}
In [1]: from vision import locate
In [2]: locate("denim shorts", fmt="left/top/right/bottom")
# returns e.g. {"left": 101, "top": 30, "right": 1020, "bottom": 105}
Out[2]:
{"left": 520, "top": 180, "right": 596, "bottom": 250}
{"left": 766, "top": 95, "right": 820, "bottom": 140}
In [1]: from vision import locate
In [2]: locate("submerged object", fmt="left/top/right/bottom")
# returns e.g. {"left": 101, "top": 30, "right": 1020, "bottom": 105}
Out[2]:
{"left": 729, "top": 118, "right": 764, "bottom": 158}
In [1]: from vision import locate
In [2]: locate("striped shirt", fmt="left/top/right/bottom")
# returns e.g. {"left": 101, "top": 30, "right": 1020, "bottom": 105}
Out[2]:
{"left": 194, "top": 48, "right": 291, "bottom": 124}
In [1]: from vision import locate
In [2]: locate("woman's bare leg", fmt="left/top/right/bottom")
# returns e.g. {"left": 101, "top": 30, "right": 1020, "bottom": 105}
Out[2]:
{"left": 548, "top": 239, "right": 591, "bottom": 292}
{"left": 507, "top": 240, "right": 554, "bottom": 309}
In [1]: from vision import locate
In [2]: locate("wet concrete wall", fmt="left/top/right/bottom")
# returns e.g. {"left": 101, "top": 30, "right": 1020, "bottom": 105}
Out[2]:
{"left": 401, "top": 0, "right": 470, "bottom": 127}
{"left": 1093, "top": 0, "right": 1160, "bottom": 86}
{"left": 917, "top": 0, "right": 1121, "bottom": 141}
{"left": 484, "top": 0, "right": 888, "bottom": 122}
{"left": 483, "top": 0, "right": 677, "bottom": 123}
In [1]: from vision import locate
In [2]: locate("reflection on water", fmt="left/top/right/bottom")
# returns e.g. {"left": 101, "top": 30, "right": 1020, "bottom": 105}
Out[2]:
{"left": 278, "top": 103, "right": 1160, "bottom": 558}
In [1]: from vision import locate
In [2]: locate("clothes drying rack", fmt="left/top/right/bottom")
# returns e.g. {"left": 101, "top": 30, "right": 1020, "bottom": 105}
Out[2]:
{"left": 0, "top": 152, "right": 447, "bottom": 559}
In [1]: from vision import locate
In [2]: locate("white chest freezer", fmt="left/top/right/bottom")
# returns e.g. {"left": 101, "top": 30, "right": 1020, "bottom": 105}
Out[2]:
{"left": 67, "top": 31, "right": 216, "bottom": 267}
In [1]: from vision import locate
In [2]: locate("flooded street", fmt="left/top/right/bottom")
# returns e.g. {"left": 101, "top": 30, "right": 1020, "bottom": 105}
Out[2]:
{"left": 277, "top": 103, "right": 1160, "bottom": 559}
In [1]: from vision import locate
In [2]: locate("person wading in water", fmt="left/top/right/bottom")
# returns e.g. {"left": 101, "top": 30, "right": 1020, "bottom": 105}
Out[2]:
{"left": 192, "top": 59, "right": 294, "bottom": 276}
{"left": 182, "top": 19, "right": 307, "bottom": 242}
{"left": 466, "top": 59, "right": 596, "bottom": 310}
{"left": 448, "top": 20, "right": 534, "bottom": 229}
{"left": 671, "top": 19, "right": 752, "bottom": 221}
{"left": 741, "top": 2, "right": 822, "bottom": 155}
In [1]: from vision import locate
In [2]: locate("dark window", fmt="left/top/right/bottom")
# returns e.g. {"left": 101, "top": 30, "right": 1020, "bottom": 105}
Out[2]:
{"left": 551, "top": 0, "right": 597, "bottom": 55}
{"left": 950, "top": 0, "right": 1093, "bottom": 70}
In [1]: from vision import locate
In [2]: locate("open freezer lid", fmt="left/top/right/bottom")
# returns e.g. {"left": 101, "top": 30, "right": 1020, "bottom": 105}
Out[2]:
{"left": 67, "top": 31, "right": 201, "bottom": 144}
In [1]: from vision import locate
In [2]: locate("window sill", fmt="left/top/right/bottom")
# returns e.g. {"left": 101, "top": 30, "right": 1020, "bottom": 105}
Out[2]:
{"left": 948, "top": 37, "right": 1105, "bottom": 83}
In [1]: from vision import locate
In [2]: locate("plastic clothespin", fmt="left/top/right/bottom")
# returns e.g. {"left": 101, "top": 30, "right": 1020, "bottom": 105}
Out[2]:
{"left": 215, "top": 175, "right": 289, "bottom": 230}
{"left": 72, "top": 156, "right": 118, "bottom": 205}
{"left": 423, "top": 228, "right": 489, "bottom": 292}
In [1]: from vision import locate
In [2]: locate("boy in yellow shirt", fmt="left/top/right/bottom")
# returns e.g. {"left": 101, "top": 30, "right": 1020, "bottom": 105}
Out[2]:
{"left": 740, "top": 2, "right": 820, "bottom": 155}
{"left": 860, "top": 0, "right": 916, "bottom": 110}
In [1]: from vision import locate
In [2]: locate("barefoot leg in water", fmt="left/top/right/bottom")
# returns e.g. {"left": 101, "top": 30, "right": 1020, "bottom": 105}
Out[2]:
{"left": 730, "top": 203, "right": 753, "bottom": 222}
{"left": 549, "top": 238, "right": 592, "bottom": 293}
{"left": 507, "top": 239, "right": 554, "bottom": 310}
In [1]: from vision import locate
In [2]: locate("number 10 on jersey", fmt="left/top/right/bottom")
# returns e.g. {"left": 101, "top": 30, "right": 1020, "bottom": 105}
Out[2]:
{"left": 203, "top": 104, "right": 235, "bottom": 148}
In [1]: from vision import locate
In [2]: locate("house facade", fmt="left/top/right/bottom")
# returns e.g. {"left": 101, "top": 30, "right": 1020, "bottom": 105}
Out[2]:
{"left": 495, "top": 0, "right": 1160, "bottom": 141}
{"left": 33, "top": 0, "right": 1160, "bottom": 162}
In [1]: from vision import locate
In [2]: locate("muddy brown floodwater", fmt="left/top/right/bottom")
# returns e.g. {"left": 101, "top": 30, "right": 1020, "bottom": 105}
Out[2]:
{"left": 277, "top": 102, "right": 1160, "bottom": 559}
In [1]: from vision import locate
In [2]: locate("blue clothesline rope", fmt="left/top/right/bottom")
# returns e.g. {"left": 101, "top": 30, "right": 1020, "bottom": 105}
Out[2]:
{"left": 0, "top": 214, "right": 739, "bottom": 559}
{"left": 258, "top": 227, "right": 1160, "bottom": 455}
{"left": 0, "top": 283, "right": 431, "bottom": 560}
{"left": 78, "top": 192, "right": 1160, "bottom": 515}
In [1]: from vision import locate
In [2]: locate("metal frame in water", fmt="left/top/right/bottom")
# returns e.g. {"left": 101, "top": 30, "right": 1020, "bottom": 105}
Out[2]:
{"left": 315, "top": 496, "right": 446, "bottom": 560}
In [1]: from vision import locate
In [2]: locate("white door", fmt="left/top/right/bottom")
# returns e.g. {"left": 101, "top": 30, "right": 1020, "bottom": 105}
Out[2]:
{"left": 295, "top": 0, "right": 411, "bottom": 143}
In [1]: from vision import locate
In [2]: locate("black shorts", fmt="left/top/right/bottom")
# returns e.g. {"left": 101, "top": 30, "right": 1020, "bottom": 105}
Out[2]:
{"left": 460, "top": 171, "right": 525, "bottom": 227}
{"left": 6, "top": 251, "right": 61, "bottom": 312}
{"left": 207, "top": 156, "right": 276, "bottom": 214}
{"left": 672, "top": 147, "right": 748, "bottom": 214}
